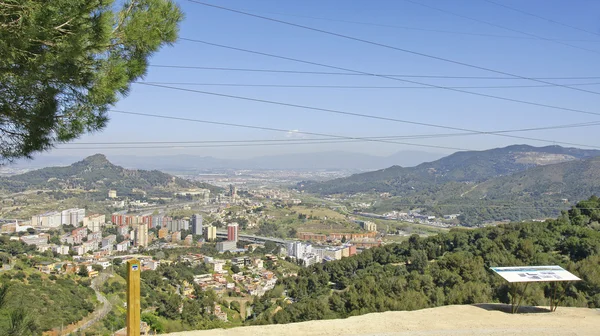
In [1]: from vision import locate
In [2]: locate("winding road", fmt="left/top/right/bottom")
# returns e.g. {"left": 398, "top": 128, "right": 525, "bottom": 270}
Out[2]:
{"left": 66, "top": 273, "right": 112, "bottom": 335}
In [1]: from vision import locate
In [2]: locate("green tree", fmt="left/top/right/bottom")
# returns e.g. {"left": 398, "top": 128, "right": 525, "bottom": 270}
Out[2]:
{"left": 78, "top": 265, "right": 89, "bottom": 277}
{"left": 0, "top": 0, "right": 183, "bottom": 163}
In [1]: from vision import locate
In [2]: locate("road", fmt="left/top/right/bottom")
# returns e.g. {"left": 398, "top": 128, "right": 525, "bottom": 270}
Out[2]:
{"left": 66, "top": 273, "right": 112, "bottom": 335}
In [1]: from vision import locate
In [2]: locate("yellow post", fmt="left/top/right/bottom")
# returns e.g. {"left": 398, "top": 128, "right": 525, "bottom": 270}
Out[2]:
{"left": 126, "top": 259, "right": 141, "bottom": 336}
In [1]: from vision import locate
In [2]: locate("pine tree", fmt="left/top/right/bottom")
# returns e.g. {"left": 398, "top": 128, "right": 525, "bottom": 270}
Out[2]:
{"left": 0, "top": 0, "right": 183, "bottom": 163}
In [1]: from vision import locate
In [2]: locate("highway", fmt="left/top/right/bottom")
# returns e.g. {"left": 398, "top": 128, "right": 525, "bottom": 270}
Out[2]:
{"left": 216, "top": 230, "right": 287, "bottom": 244}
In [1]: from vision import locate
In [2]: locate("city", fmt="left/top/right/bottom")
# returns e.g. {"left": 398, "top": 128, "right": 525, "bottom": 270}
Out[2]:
{"left": 2, "top": 0, "right": 600, "bottom": 335}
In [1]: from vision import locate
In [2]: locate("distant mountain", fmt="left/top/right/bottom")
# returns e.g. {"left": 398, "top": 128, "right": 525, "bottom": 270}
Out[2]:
{"left": 109, "top": 150, "right": 445, "bottom": 171}
{"left": 4, "top": 150, "right": 445, "bottom": 171}
{"left": 301, "top": 145, "right": 600, "bottom": 195}
{"left": 370, "top": 154, "right": 600, "bottom": 225}
{"left": 0, "top": 154, "right": 220, "bottom": 197}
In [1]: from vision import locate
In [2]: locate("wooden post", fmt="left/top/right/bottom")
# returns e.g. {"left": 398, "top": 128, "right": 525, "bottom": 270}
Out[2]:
{"left": 126, "top": 259, "right": 141, "bottom": 336}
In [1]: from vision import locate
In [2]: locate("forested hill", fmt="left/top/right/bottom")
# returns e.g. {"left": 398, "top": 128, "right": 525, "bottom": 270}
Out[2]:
{"left": 367, "top": 155, "right": 600, "bottom": 224}
{"left": 0, "top": 154, "right": 221, "bottom": 197}
{"left": 300, "top": 145, "right": 600, "bottom": 195}
{"left": 250, "top": 197, "right": 600, "bottom": 325}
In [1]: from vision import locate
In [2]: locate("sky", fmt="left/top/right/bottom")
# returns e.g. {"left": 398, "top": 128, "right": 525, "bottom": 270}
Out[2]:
{"left": 44, "top": 0, "right": 600, "bottom": 160}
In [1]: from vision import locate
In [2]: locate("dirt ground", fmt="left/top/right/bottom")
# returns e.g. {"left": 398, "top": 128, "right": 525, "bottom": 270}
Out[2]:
{"left": 164, "top": 304, "right": 600, "bottom": 336}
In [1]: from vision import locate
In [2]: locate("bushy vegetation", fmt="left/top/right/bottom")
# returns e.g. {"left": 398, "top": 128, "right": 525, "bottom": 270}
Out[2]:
{"left": 0, "top": 273, "right": 96, "bottom": 332}
{"left": 253, "top": 196, "right": 600, "bottom": 324}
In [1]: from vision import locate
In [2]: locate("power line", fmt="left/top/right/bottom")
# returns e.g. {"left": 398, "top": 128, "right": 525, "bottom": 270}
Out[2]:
{"left": 60, "top": 119, "right": 600, "bottom": 146}
{"left": 404, "top": 0, "right": 600, "bottom": 55}
{"left": 482, "top": 0, "right": 600, "bottom": 39}
{"left": 66, "top": 120, "right": 600, "bottom": 145}
{"left": 54, "top": 140, "right": 401, "bottom": 150}
{"left": 141, "top": 81, "right": 600, "bottom": 90}
{"left": 180, "top": 38, "right": 600, "bottom": 118}
{"left": 148, "top": 65, "right": 600, "bottom": 80}
{"left": 233, "top": 6, "right": 600, "bottom": 43}
{"left": 134, "top": 82, "right": 600, "bottom": 150}
{"left": 107, "top": 109, "right": 468, "bottom": 151}
{"left": 186, "top": 0, "right": 600, "bottom": 97}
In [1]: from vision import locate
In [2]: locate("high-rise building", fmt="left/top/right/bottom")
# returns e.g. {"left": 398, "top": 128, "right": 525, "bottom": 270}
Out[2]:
{"left": 229, "top": 184, "right": 237, "bottom": 198}
{"left": 82, "top": 214, "right": 106, "bottom": 232}
{"left": 191, "top": 214, "right": 203, "bottom": 236}
{"left": 227, "top": 223, "right": 239, "bottom": 242}
{"left": 136, "top": 223, "right": 148, "bottom": 247}
{"left": 204, "top": 225, "right": 217, "bottom": 241}
{"left": 61, "top": 208, "right": 86, "bottom": 226}
{"left": 31, "top": 211, "right": 62, "bottom": 228}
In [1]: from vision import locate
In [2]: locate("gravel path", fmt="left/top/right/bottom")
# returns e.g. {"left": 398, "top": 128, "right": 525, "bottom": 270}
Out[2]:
{"left": 164, "top": 304, "right": 600, "bottom": 336}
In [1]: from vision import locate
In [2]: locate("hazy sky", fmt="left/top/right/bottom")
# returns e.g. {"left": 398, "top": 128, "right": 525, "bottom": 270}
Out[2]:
{"left": 45, "top": 0, "right": 600, "bottom": 159}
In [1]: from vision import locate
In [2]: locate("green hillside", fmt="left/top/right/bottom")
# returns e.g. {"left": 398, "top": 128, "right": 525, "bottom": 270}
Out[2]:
{"left": 250, "top": 197, "right": 600, "bottom": 325}
{"left": 0, "top": 154, "right": 221, "bottom": 197}
{"left": 367, "top": 156, "right": 600, "bottom": 224}
{"left": 301, "top": 145, "right": 600, "bottom": 195}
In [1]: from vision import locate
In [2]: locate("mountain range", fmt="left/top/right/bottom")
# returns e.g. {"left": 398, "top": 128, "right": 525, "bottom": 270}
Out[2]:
{"left": 0, "top": 154, "right": 220, "bottom": 197}
{"left": 300, "top": 145, "right": 600, "bottom": 224}
{"left": 4, "top": 150, "right": 445, "bottom": 172}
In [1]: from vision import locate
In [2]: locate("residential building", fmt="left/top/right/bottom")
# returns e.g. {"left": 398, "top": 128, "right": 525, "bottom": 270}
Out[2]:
{"left": 204, "top": 225, "right": 217, "bottom": 241}
{"left": 136, "top": 223, "right": 149, "bottom": 247}
{"left": 341, "top": 246, "right": 350, "bottom": 258}
{"left": 111, "top": 214, "right": 125, "bottom": 226}
{"left": 184, "top": 234, "right": 193, "bottom": 246}
{"left": 297, "top": 232, "right": 327, "bottom": 242}
{"left": 323, "top": 247, "right": 343, "bottom": 260}
{"left": 116, "top": 225, "right": 128, "bottom": 236}
{"left": 61, "top": 208, "right": 86, "bottom": 226}
{"left": 158, "top": 227, "right": 169, "bottom": 239}
{"left": 96, "top": 260, "right": 111, "bottom": 269}
{"left": 31, "top": 211, "right": 62, "bottom": 228}
{"left": 191, "top": 214, "right": 203, "bottom": 236}
{"left": 116, "top": 241, "right": 129, "bottom": 252}
{"left": 82, "top": 214, "right": 105, "bottom": 232}
{"left": 72, "top": 227, "right": 87, "bottom": 244}
{"left": 348, "top": 245, "right": 357, "bottom": 256}
{"left": 286, "top": 241, "right": 312, "bottom": 259}
{"left": 145, "top": 259, "right": 159, "bottom": 271}
{"left": 108, "top": 190, "right": 117, "bottom": 198}
{"left": 102, "top": 235, "right": 117, "bottom": 248}
{"left": 59, "top": 234, "right": 74, "bottom": 245}
{"left": 171, "top": 231, "right": 181, "bottom": 242}
{"left": 229, "top": 184, "right": 237, "bottom": 198}
{"left": 227, "top": 223, "right": 239, "bottom": 242}
{"left": 216, "top": 240, "right": 237, "bottom": 253}
{"left": 152, "top": 215, "right": 163, "bottom": 229}
{"left": 88, "top": 231, "right": 102, "bottom": 241}
{"left": 52, "top": 245, "right": 70, "bottom": 255}
{"left": 302, "top": 253, "right": 320, "bottom": 267}
{"left": 360, "top": 221, "right": 377, "bottom": 232}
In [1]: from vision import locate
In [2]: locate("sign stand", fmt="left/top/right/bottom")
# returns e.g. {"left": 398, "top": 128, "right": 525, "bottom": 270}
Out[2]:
{"left": 126, "top": 259, "right": 141, "bottom": 336}
{"left": 491, "top": 265, "right": 581, "bottom": 314}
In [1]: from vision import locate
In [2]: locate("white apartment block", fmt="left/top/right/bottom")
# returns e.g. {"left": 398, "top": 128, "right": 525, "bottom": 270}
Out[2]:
{"left": 82, "top": 214, "right": 105, "bottom": 232}
{"left": 61, "top": 208, "right": 86, "bottom": 226}
{"left": 31, "top": 211, "right": 62, "bottom": 228}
